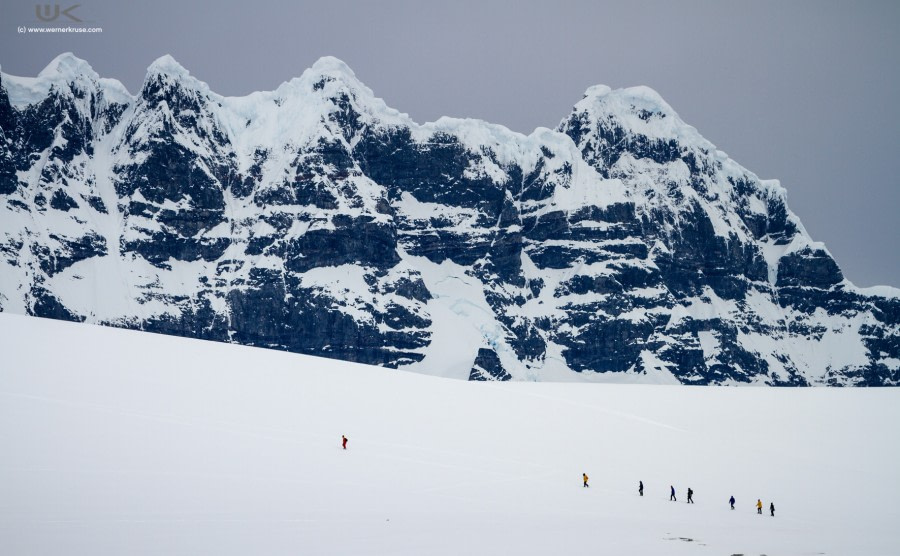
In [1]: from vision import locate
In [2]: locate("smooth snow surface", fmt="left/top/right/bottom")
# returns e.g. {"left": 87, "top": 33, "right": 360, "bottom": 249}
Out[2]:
{"left": 1, "top": 313, "right": 898, "bottom": 555}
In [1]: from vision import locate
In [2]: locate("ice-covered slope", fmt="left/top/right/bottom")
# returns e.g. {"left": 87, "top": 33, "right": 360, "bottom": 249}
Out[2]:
{"left": 1, "top": 312, "right": 898, "bottom": 555}
{"left": 1, "top": 53, "right": 898, "bottom": 385}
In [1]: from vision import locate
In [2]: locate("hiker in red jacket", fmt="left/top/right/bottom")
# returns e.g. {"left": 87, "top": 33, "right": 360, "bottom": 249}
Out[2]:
{"left": 342, "top": 435, "right": 348, "bottom": 450}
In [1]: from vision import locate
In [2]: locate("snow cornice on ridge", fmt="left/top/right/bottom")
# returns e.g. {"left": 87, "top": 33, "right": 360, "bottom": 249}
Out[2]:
{"left": 577, "top": 83, "right": 675, "bottom": 117}
{"left": 308, "top": 56, "right": 360, "bottom": 81}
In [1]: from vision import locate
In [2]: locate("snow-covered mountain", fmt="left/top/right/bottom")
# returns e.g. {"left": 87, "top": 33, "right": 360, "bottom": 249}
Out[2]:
{"left": 1, "top": 53, "right": 898, "bottom": 385}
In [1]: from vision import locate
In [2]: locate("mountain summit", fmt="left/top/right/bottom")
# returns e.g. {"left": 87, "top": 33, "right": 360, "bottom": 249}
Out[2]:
{"left": 1, "top": 55, "right": 897, "bottom": 385}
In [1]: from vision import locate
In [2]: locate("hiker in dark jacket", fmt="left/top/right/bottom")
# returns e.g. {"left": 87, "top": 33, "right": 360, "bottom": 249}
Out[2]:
{"left": 729, "top": 495, "right": 735, "bottom": 510}
{"left": 670, "top": 485, "right": 676, "bottom": 501}
{"left": 639, "top": 480, "right": 643, "bottom": 496}
{"left": 770, "top": 502, "right": 775, "bottom": 517}
{"left": 687, "top": 488, "right": 694, "bottom": 503}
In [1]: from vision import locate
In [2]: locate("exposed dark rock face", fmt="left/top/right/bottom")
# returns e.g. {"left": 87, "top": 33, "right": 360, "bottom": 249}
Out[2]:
{"left": 470, "top": 348, "right": 512, "bottom": 381}
{"left": 0, "top": 55, "right": 897, "bottom": 385}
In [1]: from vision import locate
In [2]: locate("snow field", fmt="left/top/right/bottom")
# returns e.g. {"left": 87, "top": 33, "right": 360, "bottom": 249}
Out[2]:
{"left": 1, "top": 312, "right": 898, "bottom": 555}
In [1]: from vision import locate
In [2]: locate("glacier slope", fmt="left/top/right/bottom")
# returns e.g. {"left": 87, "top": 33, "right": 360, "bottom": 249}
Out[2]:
{"left": 1, "top": 312, "right": 899, "bottom": 555}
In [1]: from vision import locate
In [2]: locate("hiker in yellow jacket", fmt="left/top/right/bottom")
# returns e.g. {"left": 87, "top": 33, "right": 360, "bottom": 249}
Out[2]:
{"left": 756, "top": 499, "right": 763, "bottom": 514}
{"left": 583, "top": 473, "right": 589, "bottom": 487}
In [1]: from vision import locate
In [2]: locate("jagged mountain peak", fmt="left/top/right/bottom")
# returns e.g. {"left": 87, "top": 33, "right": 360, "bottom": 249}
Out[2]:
{"left": 575, "top": 83, "right": 675, "bottom": 120}
{"left": 37, "top": 52, "right": 96, "bottom": 81}
{"left": 566, "top": 82, "right": 706, "bottom": 148}
{"left": 214, "top": 57, "right": 412, "bottom": 165}
{"left": 267, "top": 56, "right": 411, "bottom": 129}
{"left": 145, "top": 54, "right": 192, "bottom": 79}
{"left": 1, "top": 52, "right": 118, "bottom": 109}
{"left": 138, "top": 54, "right": 218, "bottom": 108}
{"left": 267, "top": 56, "right": 374, "bottom": 103}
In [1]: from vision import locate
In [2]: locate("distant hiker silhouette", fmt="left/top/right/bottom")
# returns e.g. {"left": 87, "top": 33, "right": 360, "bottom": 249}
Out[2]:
{"left": 583, "top": 473, "right": 589, "bottom": 487}
{"left": 757, "top": 499, "right": 763, "bottom": 514}
{"left": 342, "top": 435, "right": 348, "bottom": 450}
{"left": 729, "top": 495, "right": 735, "bottom": 510}
{"left": 687, "top": 488, "right": 694, "bottom": 503}
{"left": 639, "top": 480, "right": 643, "bottom": 497}
{"left": 770, "top": 502, "right": 775, "bottom": 517}
{"left": 670, "top": 485, "right": 676, "bottom": 501}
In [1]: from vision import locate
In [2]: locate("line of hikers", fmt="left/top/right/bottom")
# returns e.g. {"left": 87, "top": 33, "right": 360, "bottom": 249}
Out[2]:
{"left": 583, "top": 476, "right": 775, "bottom": 516}
{"left": 343, "top": 437, "right": 777, "bottom": 516}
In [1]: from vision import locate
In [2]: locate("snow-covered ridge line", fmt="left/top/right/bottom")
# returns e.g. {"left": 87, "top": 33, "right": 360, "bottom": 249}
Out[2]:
{"left": 2, "top": 52, "right": 697, "bottom": 148}
{"left": 0, "top": 52, "right": 782, "bottom": 201}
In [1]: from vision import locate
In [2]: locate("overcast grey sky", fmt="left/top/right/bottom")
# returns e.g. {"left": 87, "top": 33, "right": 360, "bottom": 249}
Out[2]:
{"left": 1, "top": 0, "right": 897, "bottom": 287}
